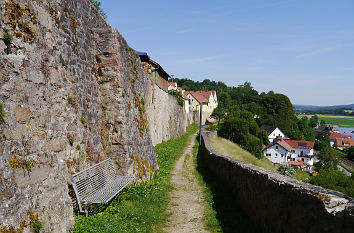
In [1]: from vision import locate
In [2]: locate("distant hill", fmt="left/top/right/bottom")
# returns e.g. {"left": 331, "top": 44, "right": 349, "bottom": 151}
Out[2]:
{"left": 294, "top": 104, "right": 354, "bottom": 110}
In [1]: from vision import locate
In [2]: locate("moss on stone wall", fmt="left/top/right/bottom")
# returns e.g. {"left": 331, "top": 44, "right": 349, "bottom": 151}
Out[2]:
{"left": 4, "top": 0, "right": 37, "bottom": 42}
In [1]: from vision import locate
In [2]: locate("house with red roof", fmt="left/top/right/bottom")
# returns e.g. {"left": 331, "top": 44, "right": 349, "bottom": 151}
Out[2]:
{"left": 335, "top": 137, "right": 354, "bottom": 150}
{"left": 185, "top": 90, "right": 218, "bottom": 113}
{"left": 329, "top": 132, "right": 352, "bottom": 147}
{"left": 263, "top": 138, "right": 315, "bottom": 172}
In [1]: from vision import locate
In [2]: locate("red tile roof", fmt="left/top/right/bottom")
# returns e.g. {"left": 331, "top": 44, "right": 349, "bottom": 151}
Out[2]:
{"left": 289, "top": 160, "right": 311, "bottom": 167}
{"left": 284, "top": 140, "right": 314, "bottom": 149}
{"left": 329, "top": 132, "right": 351, "bottom": 140}
{"left": 263, "top": 140, "right": 292, "bottom": 152}
{"left": 335, "top": 138, "right": 354, "bottom": 147}
{"left": 190, "top": 92, "right": 209, "bottom": 103}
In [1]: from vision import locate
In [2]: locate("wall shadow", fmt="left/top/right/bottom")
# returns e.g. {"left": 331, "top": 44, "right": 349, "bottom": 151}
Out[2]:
{"left": 195, "top": 135, "right": 264, "bottom": 233}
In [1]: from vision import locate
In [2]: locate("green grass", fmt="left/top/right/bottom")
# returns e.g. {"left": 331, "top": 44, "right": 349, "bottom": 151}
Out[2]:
{"left": 298, "top": 114, "right": 354, "bottom": 127}
{"left": 194, "top": 135, "right": 263, "bottom": 233}
{"left": 71, "top": 124, "right": 199, "bottom": 233}
{"left": 209, "top": 136, "right": 277, "bottom": 172}
{"left": 293, "top": 170, "right": 311, "bottom": 181}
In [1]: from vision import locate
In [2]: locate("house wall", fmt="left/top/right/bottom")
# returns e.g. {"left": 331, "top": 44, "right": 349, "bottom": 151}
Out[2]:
{"left": 206, "top": 93, "right": 217, "bottom": 112}
{"left": 152, "top": 71, "right": 168, "bottom": 92}
{"left": 263, "top": 145, "right": 289, "bottom": 164}
{"left": 201, "top": 130, "right": 354, "bottom": 233}
{"left": 184, "top": 99, "right": 189, "bottom": 113}
{"left": 187, "top": 93, "right": 200, "bottom": 111}
{"left": 269, "top": 128, "right": 285, "bottom": 142}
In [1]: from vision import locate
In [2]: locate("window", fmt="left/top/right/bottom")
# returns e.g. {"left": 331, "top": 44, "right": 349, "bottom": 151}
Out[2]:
{"left": 302, "top": 158, "right": 304, "bottom": 162}
{"left": 281, "top": 154, "right": 284, "bottom": 157}
{"left": 292, "top": 158, "right": 295, "bottom": 161}
{"left": 266, "top": 153, "right": 271, "bottom": 157}
{"left": 275, "top": 153, "right": 278, "bottom": 157}
{"left": 276, "top": 146, "right": 278, "bottom": 149}
{"left": 273, "top": 133, "right": 275, "bottom": 136}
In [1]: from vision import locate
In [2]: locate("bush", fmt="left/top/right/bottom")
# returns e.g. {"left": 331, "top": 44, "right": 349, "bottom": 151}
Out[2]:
{"left": 277, "top": 164, "right": 296, "bottom": 177}
{"left": 2, "top": 28, "right": 13, "bottom": 45}
{"left": 168, "top": 90, "right": 184, "bottom": 107}
{"left": 309, "top": 168, "right": 354, "bottom": 198}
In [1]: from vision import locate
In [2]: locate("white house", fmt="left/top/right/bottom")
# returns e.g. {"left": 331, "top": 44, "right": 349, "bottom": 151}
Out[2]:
{"left": 260, "top": 125, "right": 286, "bottom": 143}
{"left": 263, "top": 140, "right": 292, "bottom": 164}
{"left": 263, "top": 139, "right": 315, "bottom": 172}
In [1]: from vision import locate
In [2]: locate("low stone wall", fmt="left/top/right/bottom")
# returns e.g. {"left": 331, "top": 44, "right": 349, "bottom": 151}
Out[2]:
{"left": 200, "top": 130, "right": 354, "bottom": 233}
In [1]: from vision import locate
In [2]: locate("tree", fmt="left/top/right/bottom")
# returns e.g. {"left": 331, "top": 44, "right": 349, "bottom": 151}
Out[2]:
{"left": 259, "top": 130, "right": 270, "bottom": 145}
{"left": 344, "top": 146, "right": 354, "bottom": 161}
{"left": 309, "top": 115, "right": 319, "bottom": 127}
{"left": 210, "top": 107, "right": 226, "bottom": 124}
{"left": 315, "top": 146, "right": 339, "bottom": 170}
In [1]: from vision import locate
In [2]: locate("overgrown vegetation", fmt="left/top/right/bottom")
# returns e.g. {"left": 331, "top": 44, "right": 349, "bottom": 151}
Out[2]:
{"left": 71, "top": 124, "right": 198, "bottom": 232}
{"left": 0, "top": 102, "right": 5, "bottom": 122}
{"left": 168, "top": 89, "right": 184, "bottom": 107}
{"left": 90, "top": 0, "right": 107, "bottom": 19}
{"left": 2, "top": 28, "right": 13, "bottom": 45}
{"left": 307, "top": 168, "right": 354, "bottom": 198}
{"left": 5, "top": 0, "right": 37, "bottom": 42}
{"left": 277, "top": 164, "right": 296, "bottom": 177}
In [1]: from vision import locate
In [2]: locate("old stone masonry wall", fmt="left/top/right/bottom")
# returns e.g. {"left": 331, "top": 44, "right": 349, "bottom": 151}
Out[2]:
{"left": 0, "top": 0, "right": 158, "bottom": 231}
{"left": 201, "top": 130, "right": 354, "bottom": 233}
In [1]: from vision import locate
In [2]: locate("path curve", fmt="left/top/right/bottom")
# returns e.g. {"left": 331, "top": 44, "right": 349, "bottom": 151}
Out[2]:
{"left": 163, "top": 132, "right": 209, "bottom": 233}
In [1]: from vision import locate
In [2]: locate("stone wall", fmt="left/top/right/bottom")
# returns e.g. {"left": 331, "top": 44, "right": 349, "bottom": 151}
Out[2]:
{"left": 200, "top": 130, "right": 354, "bottom": 233}
{"left": 145, "top": 82, "right": 193, "bottom": 146}
{"left": 0, "top": 0, "right": 158, "bottom": 231}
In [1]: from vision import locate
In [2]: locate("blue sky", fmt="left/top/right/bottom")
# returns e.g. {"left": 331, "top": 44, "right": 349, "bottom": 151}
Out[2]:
{"left": 101, "top": 0, "right": 354, "bottom": 106}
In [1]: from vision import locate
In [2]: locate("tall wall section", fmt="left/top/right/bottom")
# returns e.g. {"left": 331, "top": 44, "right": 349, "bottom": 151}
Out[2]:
{"left": 201, "top": 130, "right": 354, "bottom": 233}
{"left": 145, "top": 82, "right": 193, "bottom": 146}
{"left": 0, "top": 0, "right": 159, "bottom": 231}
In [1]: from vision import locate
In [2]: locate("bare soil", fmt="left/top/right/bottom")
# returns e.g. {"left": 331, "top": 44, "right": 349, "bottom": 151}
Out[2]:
{"left": 163, "top": 133, "right": 209, "bottom": 233}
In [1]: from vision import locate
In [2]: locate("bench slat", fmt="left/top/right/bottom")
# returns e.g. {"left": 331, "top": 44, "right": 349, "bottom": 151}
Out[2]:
{"left": 85, "top": 176, "right": 135, "bottom": 204}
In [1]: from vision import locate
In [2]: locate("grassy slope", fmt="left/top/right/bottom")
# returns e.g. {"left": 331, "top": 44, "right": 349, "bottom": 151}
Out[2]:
{"left": 71, "top": 124, "right": 199, "bottom": 233}
{"left": 209, "top": 136, "right": 277, "bottom": 172}
{"left": 298, "top": 114, "right": 354, "bottom": 127}
{"left": 193, "top": 136, "right": 263, "bottom": 233}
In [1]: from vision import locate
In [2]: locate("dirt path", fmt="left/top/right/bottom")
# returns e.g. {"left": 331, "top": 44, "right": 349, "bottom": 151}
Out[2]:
{"left": 163, "top": 133, "right": 209, "bottom": 233}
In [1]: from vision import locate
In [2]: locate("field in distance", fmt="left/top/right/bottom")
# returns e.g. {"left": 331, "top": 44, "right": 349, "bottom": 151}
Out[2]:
{"left": 297, "top": 114, "right": 354, "bottom": 127}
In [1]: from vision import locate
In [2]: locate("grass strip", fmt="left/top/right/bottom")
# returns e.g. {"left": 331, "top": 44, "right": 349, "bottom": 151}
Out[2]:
{"left": 71, "top": 123, "right": 198, "bottom": 233}
{"left": 209, "top": 136, "right": 277, "bottom": 172}
{"left": 193, "top": 135, "right": 263, "bottom": 233}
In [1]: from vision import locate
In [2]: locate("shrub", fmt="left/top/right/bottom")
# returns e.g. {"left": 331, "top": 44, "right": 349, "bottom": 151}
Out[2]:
{"left": 168, "top": 90, "right": 184, "bottom": 107}
{"left": 3, "top": 28, "right": 13, "bottom": 45}
{"left": 277, "top": 164, "right": 296, "bottom": 177}
{"left": 308, "top": 168, "right": 354, "bottom": 198}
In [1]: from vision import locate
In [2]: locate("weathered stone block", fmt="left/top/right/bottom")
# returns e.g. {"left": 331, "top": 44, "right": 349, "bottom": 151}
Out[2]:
{"left": 14, "top": 106, "right": 30, "bottom": 123}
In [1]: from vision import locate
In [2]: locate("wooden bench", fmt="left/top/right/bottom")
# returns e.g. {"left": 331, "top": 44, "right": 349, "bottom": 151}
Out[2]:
{"left": 71, "top": 158, "right": 135, "bottom": 216}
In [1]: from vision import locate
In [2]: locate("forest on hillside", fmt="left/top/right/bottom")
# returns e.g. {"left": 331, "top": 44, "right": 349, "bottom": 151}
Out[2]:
{"left": 174, "top": 78, "right": 316, "bottom": 156}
